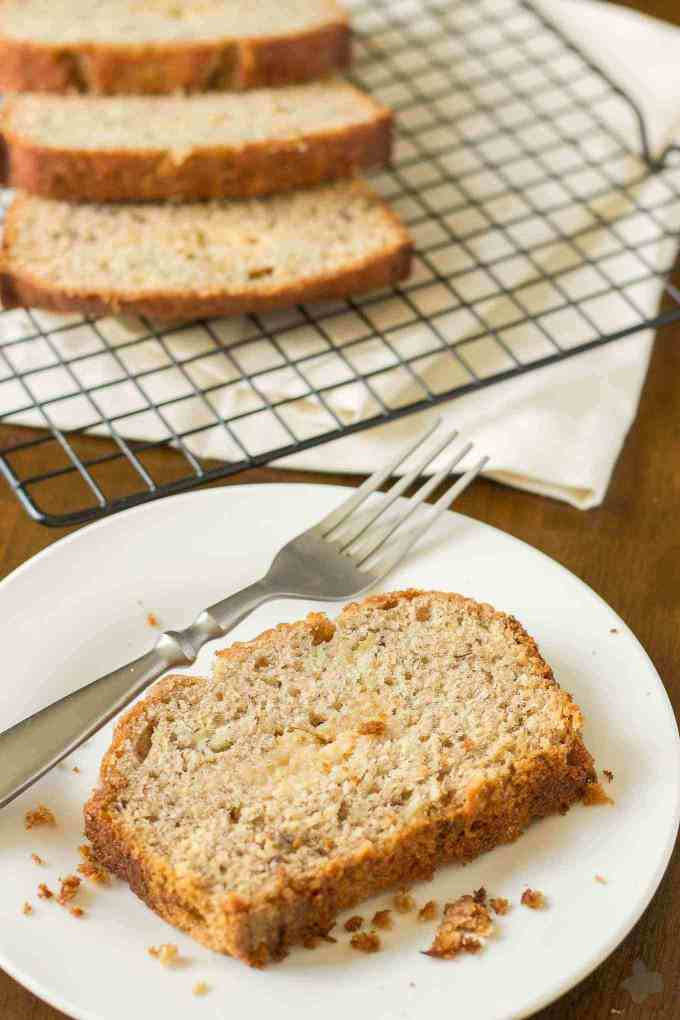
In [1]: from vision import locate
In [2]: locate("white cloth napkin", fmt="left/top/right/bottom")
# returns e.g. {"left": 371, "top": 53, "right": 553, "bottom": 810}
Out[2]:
{"left": 1, "top": 0, "right": 679, "bottom": 509}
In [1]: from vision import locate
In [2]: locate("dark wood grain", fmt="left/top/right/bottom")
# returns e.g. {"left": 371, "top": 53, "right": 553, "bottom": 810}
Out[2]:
{"left": 1, "top": 3, "right": 679, "bottom": 1017}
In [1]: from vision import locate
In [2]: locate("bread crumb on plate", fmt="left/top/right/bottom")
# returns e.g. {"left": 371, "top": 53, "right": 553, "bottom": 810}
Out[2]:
{"left": 25, "top": 804, "right": 56, "bottom": 829}
{"left": 193, "top": 981, "right": 210, "bottom": 996}
{"left": 149, "top": 944, "right": 179, "bottom": 966}
{"left": 344, "top": 915, "right": 363, "bottom": 932}
{"left": 37, "top": 883, "right": 53, "bottom": 900}
{"left": 418, "top": 900, "right": 438, "bottom": 922}
{"left": 371, "top": 909, "right": 393, "bottom": 930}
{"left": 489, "top": 897, "right": 510, "bottom": 915}
{"left": 521, "top": 889, "right": 546, "bottom": 909}
{"left": 22, "top": 901, "right": 33, "bottom": 916}
{"left": 350, "top": 932, "right": 381, "bottom": 953}
{"left": 57, "top": 875, "right": 81, "bottom": 905}
{"left": 30, "top": 853, "right": 44, "bottom": 866}
{"left": 424, "top": 894, "right": 493, "bottom": 960}
{"left": 394, "top": 890, "right": 416, "bottom": 913}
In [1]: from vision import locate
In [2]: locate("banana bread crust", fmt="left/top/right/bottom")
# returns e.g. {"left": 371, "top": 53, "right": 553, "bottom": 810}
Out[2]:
{"left": 0, "top": 111, "right": 392, "bottom": 202}
{"left": 0, "top": 22, "right": 351, "bottom": 95}
{"left": 84, "top": 591, "right": 596, "bottom": 966}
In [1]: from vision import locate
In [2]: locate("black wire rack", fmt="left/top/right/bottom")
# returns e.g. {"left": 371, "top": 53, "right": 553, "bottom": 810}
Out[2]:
{"left": 1, "top": 0, "right": 680, "bottom": 526}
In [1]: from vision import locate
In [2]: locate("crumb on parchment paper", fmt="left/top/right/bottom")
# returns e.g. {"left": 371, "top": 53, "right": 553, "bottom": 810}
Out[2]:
{"left": 22, "top": 902, "right": 33, "bottom": 916}
{"left": 489, "top": 897, "right": 510, "bottom": 915}
{"left": 193, "top": 981, "right": 210, "bottom": 996}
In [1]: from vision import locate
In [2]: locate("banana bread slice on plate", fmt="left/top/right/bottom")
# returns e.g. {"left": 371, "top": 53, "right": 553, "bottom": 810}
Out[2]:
{"left": 84, "top": 590, "right": 596, "bottom": 966}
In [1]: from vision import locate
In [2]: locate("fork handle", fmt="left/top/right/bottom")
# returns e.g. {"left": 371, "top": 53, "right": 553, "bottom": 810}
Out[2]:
{"left": 0, "top": 579, "right": 274, "bottom": 810}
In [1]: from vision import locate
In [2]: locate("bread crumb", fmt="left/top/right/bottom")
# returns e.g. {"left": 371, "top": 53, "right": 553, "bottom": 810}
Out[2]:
{"left": 350, "top": 932, "right": 381, "bottom": 953}
{"left": 193, "top": 981, "right": 210, "bottom": 996}
{"left": 344, "top": 915, "right": 363, "bottom": 932}
{"left": 394, "top": 890, "right": 416, "bottom": 913}
{"left": 417, "top": 900, "right": 438, "bottom": 922}
{"left": 57, "top": 875, "right": 81, "bottom": 905}
{"left": 37, "top": 883, "right": 53, "bottom": 900}
{"left": 72, "top": 766, "right": 81, "bottom": 774}
{"left": 358, "top": 719, "right": 386, "bottom": 736}
{"left": 521, "top": 888, "right": 546, "bottom": 910}
{"left": 149, "top": 944, "right": 179, "bottom": 966}
{"left": 603, "top": 769, "right": 614, "bottom": 783}
{"left": 489, "top": 897, "right": 510, "bottom": 915}
{"left": 147, "top": 612, "right": 160, "bottom": 628}
{"left": 583, "top": 782, "right": 613, "bottom": 806}
{"left": 595, "top": 875, "right": 607, "bottom": 884}
{"left": 78, "top": 844, "right": 111, "bottom": 885}
{"left": 22, "top": 901, "right": 33, "bottom": 916}
{"left": 610, "top": 628, "right": 619, "bottom": 634}
{"left": 30, "top": 853, "right": 44, "bottom": 866}
{"left": 69, "top": 905, "right": 85, "bottom": 918}
{"left": 25, "top": 805, "right": 56, "bottom": 829}
{"left": 424, "top": 895, "right": 493, "bottom": 960}
{"left": 371, "top": 909, "right": 393, "bottom": 930}
{"left": 473, "top": 886, "right": 487, "bottom": 904}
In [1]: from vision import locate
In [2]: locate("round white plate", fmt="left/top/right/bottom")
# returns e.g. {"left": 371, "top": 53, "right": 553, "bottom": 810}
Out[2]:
{"left": 0, "top": 485, "right": 678, "bottom": 1020}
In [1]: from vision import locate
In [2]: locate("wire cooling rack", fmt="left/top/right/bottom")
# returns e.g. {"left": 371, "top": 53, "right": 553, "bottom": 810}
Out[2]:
{"left": 1, "top": 0, "right": 680, "bottom": 526}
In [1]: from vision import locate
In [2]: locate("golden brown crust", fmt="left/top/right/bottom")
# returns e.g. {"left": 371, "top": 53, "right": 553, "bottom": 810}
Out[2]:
{"left": 0, "top": 191, "right": 412, "bottom": 321}
{"left": 1, "top": 109, "right": 392, "bottom": 202}
{"left": 84, "top": 590, "right": 596, "bottom": 967}
{"left": 0, "top": 22, "right": 351, "bottom": 95}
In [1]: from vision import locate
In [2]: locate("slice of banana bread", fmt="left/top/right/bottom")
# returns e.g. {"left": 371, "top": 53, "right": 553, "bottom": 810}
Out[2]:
{"left": 0, "top": 0, "right": 350, "bottom": 94}
{"left": 0, "top": 181, "right": 412, "bottom": 321}
{"left": 0, "top": 82, "right": 392, "bottom": 201}
{"left": 84, "top": 590, "right": 596, "bottom": 966}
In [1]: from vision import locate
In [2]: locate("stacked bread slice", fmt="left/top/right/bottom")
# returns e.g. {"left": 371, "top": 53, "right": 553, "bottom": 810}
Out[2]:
{"left": 0, "top": 0, "right": 411, "bottom": 321}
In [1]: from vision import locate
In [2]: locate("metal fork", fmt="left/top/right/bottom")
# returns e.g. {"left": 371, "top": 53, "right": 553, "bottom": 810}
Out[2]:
{"left": 0, "top": 422, "right": 487, "bottom": 809}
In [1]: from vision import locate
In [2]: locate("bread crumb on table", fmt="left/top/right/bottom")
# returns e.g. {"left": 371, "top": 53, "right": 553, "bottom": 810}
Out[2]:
{"left": 193, "top": 981, "right": 210, "bottom": 997}
{"left": 69, "top": 906, "right": 85, "bottom": 918}
{"left": 30, "top": 853, "right": 44, "bottom": 866}
{"left": 147, "top": 612, "right": 160, "bottom": 628}
{"left": 424, "top": 894, "right": 493, "bottom": 960}
{"left": 344, "top": 915, "right": 363, "bottom": 932}
{"left": 350, "top": 932, "right": 381, "bottom": 953}
{"left": 371, "top": 909, "right": 393, "bottom": 930}
{"left": 521, "top": 889, "right": 546, "bottom": 910}
{"left": 24, "top": 805, "right": 56, "bottom": 830}
{"left": 489, "top": 897, "right": 510, "bottom": 916}
{"left": 72, "top": 766, "right": 81, "bottom": 774}
{"left": 603, "top": 769, "right": 614, "bottom": 783}
{"left": 22, "top": 901, "right": 33, "bottom": 916}
{"left": 149, "top": 944, "right": 179, "bottom": 966}
{"left": 37, "top": 883, "right": 53, "bottom": 900}
{"left": 418, "top": 900, "right": 438, "bottom": 922}
{"left": 393, "top": 890, "right": 416, "bottom": 913}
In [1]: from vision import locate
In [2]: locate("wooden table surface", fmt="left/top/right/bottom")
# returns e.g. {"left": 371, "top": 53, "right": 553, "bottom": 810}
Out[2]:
{"left": 1, "top": 2, "right": 679, "bottom": 1017}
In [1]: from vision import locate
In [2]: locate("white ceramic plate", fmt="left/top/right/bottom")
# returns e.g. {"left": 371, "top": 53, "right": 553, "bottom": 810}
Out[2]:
{"left": 0, "top": 485, "right": 678, "bottom": 1020}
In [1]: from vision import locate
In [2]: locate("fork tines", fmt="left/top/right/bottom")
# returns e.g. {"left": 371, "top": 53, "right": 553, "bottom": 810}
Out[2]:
{"left": 316, "top": 421, "right": 488, "bottom": 575}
